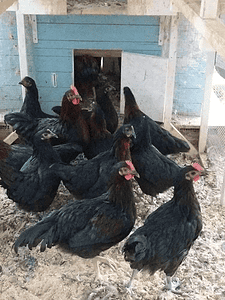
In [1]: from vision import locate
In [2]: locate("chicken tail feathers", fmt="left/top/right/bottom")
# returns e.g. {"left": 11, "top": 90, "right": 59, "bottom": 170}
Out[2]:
{"left": 123, "top": 234, "right": 147, "bottom": 268}
{"left": 4, "top": 112, "right": 38, "bottom": 142}
{"left": 14, "top": 219, "right": 56, "bottom": 254}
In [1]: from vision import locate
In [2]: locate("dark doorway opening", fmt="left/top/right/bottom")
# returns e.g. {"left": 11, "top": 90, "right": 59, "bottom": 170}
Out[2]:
{"left": 73, "top": 50, "right": 121, "bottom": 113}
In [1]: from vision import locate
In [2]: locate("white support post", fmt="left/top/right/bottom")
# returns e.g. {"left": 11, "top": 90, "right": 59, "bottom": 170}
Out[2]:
{"left": 163, "top": 14, "right": 179, "bottom": 129}
{"left": 221, "top": 169, "right": 225, "bottom": 205}
{"left": 200, "top": 0, "right": 219, "bottom": 19}
{"left": 29, "top": 15, "right": 38, "bottom": 43}
{"left": 16, "top": 9, "right": 28, "bottom": 100}
{"left": 198, "top": 50, "right": 215, "bottom": 153}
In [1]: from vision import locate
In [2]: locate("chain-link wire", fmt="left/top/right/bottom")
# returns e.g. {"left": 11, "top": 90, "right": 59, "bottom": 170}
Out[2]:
{"left": 207, "top": 85, "right": 225, "bottom": 194}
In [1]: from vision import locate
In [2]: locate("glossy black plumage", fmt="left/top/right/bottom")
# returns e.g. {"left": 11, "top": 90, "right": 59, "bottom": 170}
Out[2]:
{"left": 123, "top": 86, "right": 190, "bottom": 155}
{"left": 123, "top": 166, "right": 203, "bottom": 290}
{"left": 50, "top": 124, "right": 135, "bottom": 199}
{"left": 51, "top": 86, "right": 119, "bottom": 135}
{"left": 83, "top": 102, "right": 113, "bottom": 159}
{"left": 74, "top": 54, "right": 100, "bottom": 101}
{"left": 14, "top": 161, "right": 137, "bottom": 261}
{"left": 5, "top": 89, "right": 90, "bottom": 148}
{"left": 129, "top": 115, "right": 183, "bottom": 196}
{"left": 0, "top": 128, "right": 62, "bottom": 212}
{"left": 0, "top": 143, "right": 33, "bottom": 173}
{"left": 19, "top": 76, "right": 57, "bottom": 119}
{"left": 95, "top": 85, "right": 118, "bottom": 134}
{"left": 51, "top": 105, "right": 61, "bottom": 115}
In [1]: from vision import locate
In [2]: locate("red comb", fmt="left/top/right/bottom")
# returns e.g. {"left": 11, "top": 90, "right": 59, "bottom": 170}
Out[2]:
{"left": 193, "top": 163, "right": 203, "bottom": 171}
{"left": 125, "top": 160, "right": 135, "bottom": 170}
{"left": 71, "top": 85, "right": 79, "bottom": 95}
{"left": 193, "top": 163, "right": 203, "bottom": 181}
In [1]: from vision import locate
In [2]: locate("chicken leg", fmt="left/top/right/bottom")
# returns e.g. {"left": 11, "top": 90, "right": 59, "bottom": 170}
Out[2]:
{"left": 163, "top": 276, "right": 182, "bottom": 294}
{"left": 92, "top": 256, "right": 117, "bottom": 282}
{"left": 126, "top": 269, "right": 139, "bottom": 289}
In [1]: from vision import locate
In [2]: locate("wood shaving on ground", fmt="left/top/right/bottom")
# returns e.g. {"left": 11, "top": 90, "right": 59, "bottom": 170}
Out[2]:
{"left": 1, "top": 152, "right": 225, "bottom": 300}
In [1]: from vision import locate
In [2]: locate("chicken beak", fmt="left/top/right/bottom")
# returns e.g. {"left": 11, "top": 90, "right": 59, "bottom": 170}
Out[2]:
{"left": 130, "top": 168, "right": 140, "bottom": 178}
{"left": 131, "top": 125, "right": 136, "bottom": 139}
{"left": 49, "top": 131, "right": 58, "bottom": 139}
{"left": 200, "top": 169, "right": 208, "bottom": 176}
{"left": 41, "top": 129, "right": 58, "bottom": 140}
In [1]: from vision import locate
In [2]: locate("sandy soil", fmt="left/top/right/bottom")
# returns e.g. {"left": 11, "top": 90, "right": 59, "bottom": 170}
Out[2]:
{"left": 1, "top": 151, "right": 225, "bottom": 300}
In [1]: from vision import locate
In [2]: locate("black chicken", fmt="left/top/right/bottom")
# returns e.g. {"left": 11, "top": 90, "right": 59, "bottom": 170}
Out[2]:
{"left": 0, "top": 128, "right": 62, "bottom": 212}
{"left": 74, "top": 54, "right": 100, "bottom": 101}
{"left": 50, "top": 124, "right": 136, "bottom": 199}
{"left": 0, "top": 135, "right": 82, "bottom": 177}
{"left": 51, "top": 86, "right": 118, "bottom": 135}
{"left": 0, "top": 143, "right": 33, "bottom": 172}
{"left": 95, "top": 85, "right": 118, "bottom": 134}
{"left": 5, "top": 88, "right": 90, "bottom": 148}
{"left": 123, "top": 86, "right": 190, "bottom": 155}
{"left": 51, "top": 105, "right": 61, "bottom": 115}
{"left": 14, "top": 161, "right": 138, "bottom": 281}
{"left": 129, "top": 115, "right": 183, "bottom": 197}
{"left": 123, "top": 164, "right": 204, "bottom": 293}
{"left": 83, "top": 102, "right": 113, "bottom": 159}
{"left": 19, "top": 76, "right": 57, "bottom": 119}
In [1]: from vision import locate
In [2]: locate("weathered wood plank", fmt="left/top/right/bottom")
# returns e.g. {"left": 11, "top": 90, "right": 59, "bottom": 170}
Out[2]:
{"left": 37, "top": 24, "right": 160, "bottom": 43}
{"left": 3, "top": 131, "right": 18, "bottom": 145}
{"left": 16, "top": 10, "right": 28, "bottom": 99}
{"left": 200, "top": 0, "right": 219, "bottom": 19}
{"left": 35, "top": 72, "right": 72, "bottom": 88}
{"left": 33, "top": 48, "right": 72, "bottom": 57}
{"left": 33, "top": 56, "right": 72, "bottom": 72}
{"left": 37, "top": 15, "right": 160, "bottom": 25}
{"left": 198, "top": 51, "right": 215, "bottom": 153}
{"left": 0, "top": 71, "right": 21, "bottom": 86}
{"left": 74, "top": 49, "right": 122, "bottom": 58}
{"left": 175, "top": 73, "right": 206, "bottom": 88}
{"left": 0, "top": 55, "right": 19, "bottom": 67}
{"left": 163, "top": 15, "right": 178, "bottom": 128}
{"left": 34, "top": 40, "right": 161, "bottom": 54}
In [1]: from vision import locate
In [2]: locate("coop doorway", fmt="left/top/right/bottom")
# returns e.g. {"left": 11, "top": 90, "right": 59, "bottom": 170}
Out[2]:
{"left": 73, "top": 49, "right": 122, "bottom": 112}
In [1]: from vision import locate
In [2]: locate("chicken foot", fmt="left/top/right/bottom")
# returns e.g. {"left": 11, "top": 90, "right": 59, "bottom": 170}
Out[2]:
{"left": 163, "top": 276, "right": 182, "bottom": 294}
{"left": 92, "top": 256, "right": 117, "bottom": 282}
{"left": 126, "top": 269, "right": 139, "bottom": 289}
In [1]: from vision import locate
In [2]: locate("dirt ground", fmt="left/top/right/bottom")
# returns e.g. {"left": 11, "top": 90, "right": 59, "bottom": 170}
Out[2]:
{"left": 1, "top": 150, "right": 225, "bottom": 300}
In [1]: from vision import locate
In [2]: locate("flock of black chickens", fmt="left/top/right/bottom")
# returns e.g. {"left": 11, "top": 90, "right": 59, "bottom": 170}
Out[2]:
{"left": 0, "top": 56, "right": 206, "bottom": 295}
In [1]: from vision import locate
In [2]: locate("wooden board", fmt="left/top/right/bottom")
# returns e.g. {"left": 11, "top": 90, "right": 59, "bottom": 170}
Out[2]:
{"left": 31, "top": 15, "right": 162, "bottom": 114}
{"left": 120, "top": 52, "right": 168, "bottom": 122}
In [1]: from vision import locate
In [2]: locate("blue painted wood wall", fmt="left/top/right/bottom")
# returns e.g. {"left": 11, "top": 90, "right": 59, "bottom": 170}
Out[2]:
{"left": 0, "top": 11, "right": 208, "bottom": 118}
{"left": 29, "top": 14, "right": 161, "bottom": 113}
{"left": 0, "top": 12, "right": 22, "bottom": 113}
{"left": 173, "top": 14, "right": 207, "bottom": 116}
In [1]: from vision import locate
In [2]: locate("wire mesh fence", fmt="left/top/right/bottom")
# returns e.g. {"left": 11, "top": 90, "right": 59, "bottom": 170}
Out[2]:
{"left": 207, "top": 126, "right": 225, "bottom": 189}
{"left": 207, "top": 83, "right": 225, "bottom": 203}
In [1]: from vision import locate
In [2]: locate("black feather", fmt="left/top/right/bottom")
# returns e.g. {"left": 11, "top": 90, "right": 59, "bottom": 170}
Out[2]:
{"left": 14, "top": 161, "right": 137, "bottom": 261}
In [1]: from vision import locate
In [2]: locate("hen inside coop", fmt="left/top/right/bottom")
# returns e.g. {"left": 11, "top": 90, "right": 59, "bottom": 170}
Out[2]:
{"left": 73, "top": 50, "right": 121, "bottom": 114}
